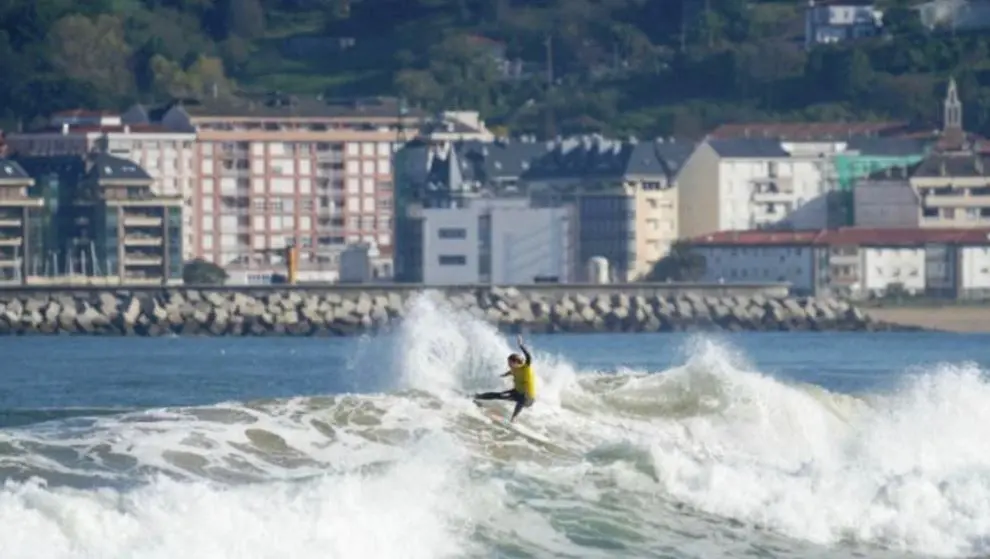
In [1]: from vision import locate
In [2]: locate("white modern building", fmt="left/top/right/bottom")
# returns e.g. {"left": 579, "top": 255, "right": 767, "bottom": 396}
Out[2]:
{"left": 687, "top": 227, "right": 990, "bottom": 298}
{"left": 805, "top": 1, "right": 883, "bottom": 49}
{"left": 6, "top": 110, "right": 198, "bottom": 258}
{"left": 677, "top": 138, "right": 842, "bottom": 238}
{"left": 417, "top": 198, "right": 573, "bottom": 285}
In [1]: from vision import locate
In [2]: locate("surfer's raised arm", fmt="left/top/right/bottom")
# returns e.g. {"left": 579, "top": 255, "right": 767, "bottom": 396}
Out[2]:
{"left": 517, "top": 335, "right": 532, "bottom": 365}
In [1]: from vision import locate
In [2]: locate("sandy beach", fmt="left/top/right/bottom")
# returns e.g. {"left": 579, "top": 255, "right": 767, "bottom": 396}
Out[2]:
{"left": 866, "top": 305, "right": 990, "bottom": 333}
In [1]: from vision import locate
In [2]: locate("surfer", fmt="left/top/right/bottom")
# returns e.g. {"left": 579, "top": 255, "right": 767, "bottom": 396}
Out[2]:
{"left": 473, "top": 335, "right": 536, "bottom": 423}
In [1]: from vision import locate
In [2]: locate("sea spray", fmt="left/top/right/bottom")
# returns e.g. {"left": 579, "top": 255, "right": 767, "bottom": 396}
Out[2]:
{"left": 2, "top": 297, "right": 990, "bottom": 558}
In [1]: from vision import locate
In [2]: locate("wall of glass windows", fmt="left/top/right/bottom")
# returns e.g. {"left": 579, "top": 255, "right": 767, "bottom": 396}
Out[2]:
{"left": 103, "top": 206, "right": 119, "bottom": 276}
{"left": 167, "top": 206, "right": 183, "bottom": 280}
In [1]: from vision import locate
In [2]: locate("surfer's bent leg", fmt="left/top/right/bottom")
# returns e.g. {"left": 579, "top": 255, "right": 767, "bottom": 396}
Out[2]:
{"left": 508, "top": 391, "right": 533, "bottom": 423}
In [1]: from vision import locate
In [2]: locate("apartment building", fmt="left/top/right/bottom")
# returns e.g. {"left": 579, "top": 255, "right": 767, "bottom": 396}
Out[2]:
{"left": 805, "top": 1, "right": 884, "bottom": 49}
{"left": 0, "top": 160, "right": 44, "bottom": 284}
{"left": 5, "top": 110, "right": 197, "bottom": 259}
{"left": 677, "top": 138, "right": 842, "bottom": 238}
{"left": 854, "top": 77, "right": 990, "bottom": 228}
{"left": 393, "top": 139, "right": 569, "bottom": 283}
{"left": 15, "top": 153, "right": 183, "bottom": 284}
{"left": 123, "top": 93, "right": 427, "bottom": 283}
{"left": 79, "top": 154, "right": 184, "bottom": 283}
{"left": 688, "top": 227, "right": 990, "bottom": 299}
{"left": 524, "top": 137, "right": 693, "bottom": 281}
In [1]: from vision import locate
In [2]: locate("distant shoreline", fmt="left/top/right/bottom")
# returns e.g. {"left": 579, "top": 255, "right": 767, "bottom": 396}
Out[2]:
{"left": 865, "top": 304, "right": 990, "bottom": 333}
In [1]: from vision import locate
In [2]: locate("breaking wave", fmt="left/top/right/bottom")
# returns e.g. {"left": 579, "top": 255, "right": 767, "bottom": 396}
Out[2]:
{"left": 1, "top": 292, "right": 989, "bottom": 558}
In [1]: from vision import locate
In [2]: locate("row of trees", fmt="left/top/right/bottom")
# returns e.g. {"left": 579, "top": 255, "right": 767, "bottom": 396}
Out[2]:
{"left": 1, "top": 0, "right": 989, "bottom": 138}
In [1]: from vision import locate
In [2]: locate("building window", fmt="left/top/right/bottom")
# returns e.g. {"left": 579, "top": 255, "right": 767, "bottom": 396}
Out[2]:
{"left": 438, "top": 227, "right": 467, "bottom": 239}
{"left": 438, "top": 255, "right": 466, "bottom": 266}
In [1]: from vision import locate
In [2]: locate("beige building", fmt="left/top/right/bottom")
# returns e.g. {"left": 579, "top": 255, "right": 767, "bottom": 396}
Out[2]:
{"left": 122, "top": 93, "right": 427, "bottom": 283}
{"left": 523, "top": 137, "right": 692, "bottom": 280}
{"left": 6, "top": 110, "right": 197, "bottom": 258}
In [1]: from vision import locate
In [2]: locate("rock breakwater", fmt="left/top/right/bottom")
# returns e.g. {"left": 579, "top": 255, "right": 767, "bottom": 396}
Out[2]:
{"left": 0, "top": 287, "right": 916, "bottom": 336}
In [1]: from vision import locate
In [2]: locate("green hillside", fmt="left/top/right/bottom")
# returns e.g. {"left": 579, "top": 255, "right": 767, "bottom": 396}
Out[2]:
{"left": 1, "top": 0, "right": 988, "bottom": 139}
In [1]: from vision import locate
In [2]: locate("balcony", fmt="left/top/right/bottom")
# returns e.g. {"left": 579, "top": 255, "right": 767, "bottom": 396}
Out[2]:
{"left": 124, "top": 253, "right": 164, "bottom": 266}
{"left": 751, "top": 191, "right": 794, "bottom": 204}
{"left": 0, "top": 235, "right": 22, "bottom": 246}
{"left": 921, "top": 188, "right": 990, "bottom": 208}
{"left": 123, "top": 216, "right": 163, "bottom": 227}
{"left": 123, "top": 235, "right": 162, "bottom": 246}
{"left": 0, "top": 218, "right": 21, "bottom": 227}
{"left": 751, "top": 175, "right": 793, "bottom": 186}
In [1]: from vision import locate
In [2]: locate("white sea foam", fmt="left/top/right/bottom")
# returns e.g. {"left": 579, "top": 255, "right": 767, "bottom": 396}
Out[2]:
{"left": 1, "top": 293, "right": 990, "bottom": 558}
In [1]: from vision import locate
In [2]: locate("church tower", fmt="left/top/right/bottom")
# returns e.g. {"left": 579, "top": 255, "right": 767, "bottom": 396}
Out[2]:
{"left": 940, "top": 77, "right": 966, "bottom": 151}
{"left": 944, "top": 77, "right": 962, "bottom": 131}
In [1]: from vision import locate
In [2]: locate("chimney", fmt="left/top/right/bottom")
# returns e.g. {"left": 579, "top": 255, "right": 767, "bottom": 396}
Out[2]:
{"left": 123, "top": 125, "right": 130, "bottom": 134}
{"left": 61, "top": 123, "right": 69, "bottom": 135}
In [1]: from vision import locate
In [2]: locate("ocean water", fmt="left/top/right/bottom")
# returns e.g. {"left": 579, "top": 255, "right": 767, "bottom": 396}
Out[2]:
{"left": 2, "top": 293, "right": 990, "bottom": 559}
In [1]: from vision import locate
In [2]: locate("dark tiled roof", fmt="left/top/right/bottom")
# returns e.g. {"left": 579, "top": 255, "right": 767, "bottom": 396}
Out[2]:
{"left": 863, "top": 164, "right": 917, "bottom": 180}
{"left": 911, "top": 151, "right": 990, "bottom": 178}
{"left": 708, "top": 121, "right": 909, "bottom": 141}
{"left": 87, "top": 153, "right": 152, "bottom": 181}
{"left": 401, "top": 140, "right": 549, "bottom": 189}
{"left": 689, "top": 227, "right": 990, "bottom": 247}
{"left": 462, "top": 140, "right": 547, "bottom": 180}
{"left": 401, "top": 137, "right": 694, "bottom": 194}
{"left": 12, "top": 155, "right": 86, "bottom": 179}
{"left": 845, "top": 137, "right": 929, "bottom": 157}
{"left": 525, "top": 137, "right": 692, "bottom": 179}
{"left": 708, "top": 138, "right": 790, "bottom": 158}
{"left": 0, "top": 159, "right": 30, "bottom": 180}
{"left": 653, "top": 142, "right": 695, "bottom": 176}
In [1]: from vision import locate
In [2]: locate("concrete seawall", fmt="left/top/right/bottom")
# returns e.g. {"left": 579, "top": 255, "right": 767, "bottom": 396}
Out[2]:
{"left": 0, "top": 283, "right": 917, "bottom": 336}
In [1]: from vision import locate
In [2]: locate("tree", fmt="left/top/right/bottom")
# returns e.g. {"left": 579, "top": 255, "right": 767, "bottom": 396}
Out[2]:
{"left": 150, "top": 54, "right": 234, "bottom": 100}
{"left": 645, "top": 241, "right": 706, "bottom": 282}
{"left": 183, "top": 259, "right": 228, "bottom": 285}
{"left": 48, "top": 14, "right": 135, "bottom": 98}
{"left": 882, "top": 6, "right": 926, "bottom": 37}
{"left": 224, "top": 0, "right": 266, "bottom": 40}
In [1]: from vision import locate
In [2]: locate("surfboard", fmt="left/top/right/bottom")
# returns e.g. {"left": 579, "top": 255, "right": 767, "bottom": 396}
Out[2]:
{"left": 472, "top": 400, "right": 553, "bottom": 446}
